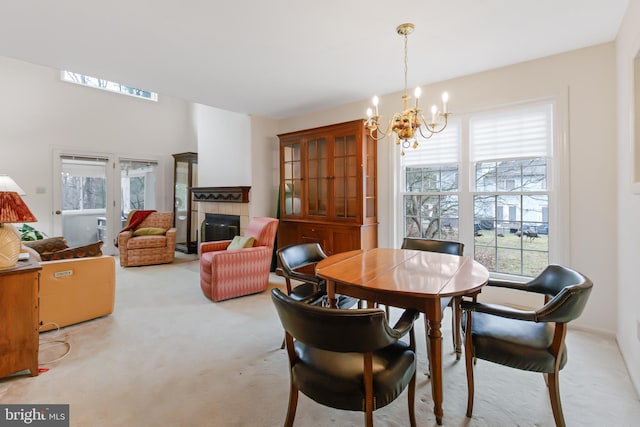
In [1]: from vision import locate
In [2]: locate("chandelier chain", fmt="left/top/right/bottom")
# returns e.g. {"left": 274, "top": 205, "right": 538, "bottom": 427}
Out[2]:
{"left": 403, "top": 32, "right": 409, "bottom": 100}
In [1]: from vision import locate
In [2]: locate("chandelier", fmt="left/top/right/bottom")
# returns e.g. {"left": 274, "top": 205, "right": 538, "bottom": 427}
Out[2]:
{"left": 365, "top": 23, "right": 450, "bottom": 155}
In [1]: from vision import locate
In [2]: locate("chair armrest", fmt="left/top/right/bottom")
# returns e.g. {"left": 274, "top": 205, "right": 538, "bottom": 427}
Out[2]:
{"left": 200, "top": 240, "right": 232, "bottom": 254}
{"left": 486, "top": 279, "right": 529, "bottom": 291}
{"left": 286, "top": 269, "right": 323, "bottom": 285}
{"left": 118, "top": 230, "right": 133, "bottom": 247}
{"left": 165, "top": 228, "right": 176, "bottom": 245}
{"left": 389, "top": 309, "right": 420, "bottom": 339}
{"left": 298, "top": 291, "right": 327, "bottom": 305}
{"left": 461, "top": 300, "right": 537, "bottom": 322}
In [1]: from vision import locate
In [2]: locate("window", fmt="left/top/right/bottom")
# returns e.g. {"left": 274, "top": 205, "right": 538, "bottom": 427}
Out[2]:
{"left": 61, "top": 157, "right": 108, "bottom": 212}
{"left": 61, "top": 71, "right": 158, "bottom": 101}
{"left": 401, "top": 121, "right": 460, "bottom": 240}
{"left": 471, "top": 104, "right": 551, "bottom": 277}
{"left": 400, "top": 102, "right": 554, "bottom": 279}
{"left": 120, "top": 160, "right": 158, "bottom": 220}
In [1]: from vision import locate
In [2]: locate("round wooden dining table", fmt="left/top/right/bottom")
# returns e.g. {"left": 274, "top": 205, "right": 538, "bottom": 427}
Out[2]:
{"left": 316, "top": 247, "right": 490, "bottom": 426}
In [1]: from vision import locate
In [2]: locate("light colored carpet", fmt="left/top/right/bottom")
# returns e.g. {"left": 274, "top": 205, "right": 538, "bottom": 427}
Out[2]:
{"left": 1, "top": 253, "right": 638, "bottom": 427}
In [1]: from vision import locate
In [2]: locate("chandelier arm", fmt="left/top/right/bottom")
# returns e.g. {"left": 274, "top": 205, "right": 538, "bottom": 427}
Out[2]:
{"left": 368, "top": 128, "right": 387, "bottom": 141}
{"left": 417, "top": 125, "right": 435, "bottom": 139}
{"left": 427, "top": 113, "right": 450, "bottom": 135}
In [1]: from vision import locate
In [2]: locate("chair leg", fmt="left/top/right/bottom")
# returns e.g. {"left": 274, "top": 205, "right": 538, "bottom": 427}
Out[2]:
{"left": 408, "top": 368, "right": 417, "bottom": 427}
{"left": 464, "top": 312, "right": 475, "bottom": 418}
{"left": 453, "top": 297, "right": 462, "bottom": 360}
{"left": 424, "top": 315, "right": 431, "bottom": 378}
{"left": 547, "top": 371, "right": 566, "bottom": 427}
{"left": 363, "top": 352, "right": 374, "bottom": 427}
{"left": 284, "top": 381, "right": 299, "bottom": 427}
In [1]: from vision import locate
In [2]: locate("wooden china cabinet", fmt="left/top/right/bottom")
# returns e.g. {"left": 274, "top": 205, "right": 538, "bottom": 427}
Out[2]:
{"left": 277, "top": 119, "right": 377, "bottom": 255}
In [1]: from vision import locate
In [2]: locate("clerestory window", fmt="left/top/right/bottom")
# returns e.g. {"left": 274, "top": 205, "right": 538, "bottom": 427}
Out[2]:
{"left": 61, "top": 71, "right": 158, "bottom": 101}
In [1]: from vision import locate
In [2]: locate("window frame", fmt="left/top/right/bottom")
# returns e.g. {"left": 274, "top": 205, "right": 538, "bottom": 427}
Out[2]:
{"left": 395, "top": 96, "right": 570, "bottom": 282}
{"left": 61, "top": 71, "right": 158, "bottom": 102}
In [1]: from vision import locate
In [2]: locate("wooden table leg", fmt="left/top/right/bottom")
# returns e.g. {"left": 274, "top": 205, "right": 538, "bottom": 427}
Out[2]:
{"left": 326, "top": 279, "right": 337, "bottom": 309}
{"left": 425, "top": 300, "right": 444, "bottom": 425}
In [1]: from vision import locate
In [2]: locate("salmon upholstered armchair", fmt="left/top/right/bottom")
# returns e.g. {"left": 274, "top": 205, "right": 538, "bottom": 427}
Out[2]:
{"left": 199, "top": 217, "right": 279, "bottom": 302}
{"left": 118, "top": 211, "right": 176, "bottom": 267}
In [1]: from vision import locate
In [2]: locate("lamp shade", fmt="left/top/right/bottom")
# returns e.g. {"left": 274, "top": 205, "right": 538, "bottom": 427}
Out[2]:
{"left": 0, "top": 192, "right": 37, "bottom": 223}
{"left": 0, "top": 175, "right": 26, "bottom": 195}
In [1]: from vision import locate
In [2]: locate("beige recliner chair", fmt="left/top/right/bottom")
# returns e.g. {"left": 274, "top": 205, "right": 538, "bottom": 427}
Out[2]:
{"left": 22, "top": 237, "right": 116, "bottom": 332}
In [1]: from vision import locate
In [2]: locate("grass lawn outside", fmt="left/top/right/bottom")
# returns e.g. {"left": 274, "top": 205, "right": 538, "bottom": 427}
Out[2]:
{"left": 474, "top": 228, "right": 548, "bottom": 277}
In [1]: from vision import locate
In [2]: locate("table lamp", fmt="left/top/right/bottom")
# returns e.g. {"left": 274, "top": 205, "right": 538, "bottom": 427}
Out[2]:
{"left": 0, "top": 176, "right": 37, "bottom": 269}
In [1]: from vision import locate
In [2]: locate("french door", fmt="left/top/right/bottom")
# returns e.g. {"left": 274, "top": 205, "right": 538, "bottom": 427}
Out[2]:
{"left": 53, "top": 151, "right": 160, "bottom": 256}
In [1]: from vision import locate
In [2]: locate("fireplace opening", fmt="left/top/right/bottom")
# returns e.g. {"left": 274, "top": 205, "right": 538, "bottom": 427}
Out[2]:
{"left": 201, "top": 213, "right": 240, "bottom": 242}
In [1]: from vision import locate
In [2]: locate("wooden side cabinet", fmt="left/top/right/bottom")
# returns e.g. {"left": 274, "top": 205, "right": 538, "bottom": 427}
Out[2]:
{"left": 0, "top": 258, "right": 41, "bottom": 378}
{"left": 278, "top": 120, "right": 378, "bottom": 255}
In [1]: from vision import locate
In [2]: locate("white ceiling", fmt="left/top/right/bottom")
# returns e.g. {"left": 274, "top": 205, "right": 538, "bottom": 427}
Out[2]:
{"left": 0, "top": 0, "right": 629, "bottom": 119}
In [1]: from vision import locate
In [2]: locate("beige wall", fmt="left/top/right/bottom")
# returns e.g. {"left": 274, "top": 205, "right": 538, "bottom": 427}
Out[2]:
{"left": 616, "top": 0, "right": 640, "bottom": 397}
{"left": 250, "top": 116, "right": 279, "bottom": 218}
{"left": 0, "top": 56, "right": 196, "bottom": 239}
{"left": 275, "top": 43, "right": 618, "bottom": 335}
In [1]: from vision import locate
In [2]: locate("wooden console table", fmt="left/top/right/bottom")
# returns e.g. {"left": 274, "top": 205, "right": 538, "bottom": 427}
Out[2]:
{"left": 0, "top": 258, "right": 41, "bottom": 378}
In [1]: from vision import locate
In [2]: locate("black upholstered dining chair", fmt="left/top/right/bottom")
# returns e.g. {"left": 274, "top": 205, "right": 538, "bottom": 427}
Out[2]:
{"left": 276, "top": 242, "right": 358, "bottom": 308}
{"left": 401, "top": 237, "right": 465, "bottom": 358}
{"left": 275, "top": 242, "right": 358, "bottom": 349}
{"left": 271, "top": 288, "right": 420, "bottom": 427}
{"left": 461, "top": 265, "right": 593, "bottom": 427}
{"left": 276, "top": 243, "right": 328, "bottom": 304}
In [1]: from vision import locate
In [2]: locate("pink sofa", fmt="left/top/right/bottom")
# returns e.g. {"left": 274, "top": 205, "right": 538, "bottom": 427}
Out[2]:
{"left": 199, "top": 217, "right": 278, "bottom": 301}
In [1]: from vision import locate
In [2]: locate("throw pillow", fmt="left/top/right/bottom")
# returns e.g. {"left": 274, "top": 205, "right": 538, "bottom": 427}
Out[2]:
{"left": 40, "top": 241, "right": 104, "bottom": 261}
{"left": 226, "top": 235, "right": 255, "bottom": 250}
{"left": 133, "top": 227, "right": 166, "bottom": 236}
{"left": 23, "top": 236, "right": 68, "bottom": 254}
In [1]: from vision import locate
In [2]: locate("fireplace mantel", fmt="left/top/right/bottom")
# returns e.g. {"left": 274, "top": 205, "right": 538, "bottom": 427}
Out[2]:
{"left": 192, "top": 186, "right": 250, "bottom": 203}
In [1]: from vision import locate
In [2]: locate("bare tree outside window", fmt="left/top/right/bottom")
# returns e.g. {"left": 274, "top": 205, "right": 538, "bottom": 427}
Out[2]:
{"left": 404, "top": 165, "right": 459, "bottom": 240}
{"left": 129, "top": 177, "right": 146, "bottom": 210}
{"left": 62, "top": 175, "right": 106, "bottom": 211}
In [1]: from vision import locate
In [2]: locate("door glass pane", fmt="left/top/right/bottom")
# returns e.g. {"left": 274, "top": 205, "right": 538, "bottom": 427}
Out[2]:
{"left": 61, "top": 157, "right": 107, "bottom": 247}
{"left": 121, "top": 160, "right": 158, "bottom": 224}
{"left": 174, "top": 160, "right": 189, "bottom": 248}
{"left": 346, "top": 198, "right": 357, "bottom": 217}
{"left": 283, "top": 142, "right": 302, "bottom": 216}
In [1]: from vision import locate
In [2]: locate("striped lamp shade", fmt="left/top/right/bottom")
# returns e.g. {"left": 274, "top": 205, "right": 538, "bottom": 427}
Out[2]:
{"left": 0, "top": 192, "right": 37, "bottom": 223}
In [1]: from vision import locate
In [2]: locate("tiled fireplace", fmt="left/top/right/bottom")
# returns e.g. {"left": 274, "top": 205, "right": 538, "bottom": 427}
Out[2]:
{"left": 192, "top": 186, "right": 251, "bottom": 244}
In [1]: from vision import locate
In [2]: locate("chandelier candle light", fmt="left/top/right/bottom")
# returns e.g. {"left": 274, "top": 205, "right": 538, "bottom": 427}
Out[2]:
{"left": 365, "top": 23, "right": 450, "bottom": 155}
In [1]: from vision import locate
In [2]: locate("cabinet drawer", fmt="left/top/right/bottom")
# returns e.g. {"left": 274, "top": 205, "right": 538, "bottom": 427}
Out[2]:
{"left": 299, "top": 224, "right": 329, "bottom": 251}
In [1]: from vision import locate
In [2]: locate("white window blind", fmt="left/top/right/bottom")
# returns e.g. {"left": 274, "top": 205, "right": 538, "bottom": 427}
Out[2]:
{"left": 401, "top": 120, "right": 461, "bottom": 167}
{"left": 470, "top": 103, "right": 552, "bottom": 162}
